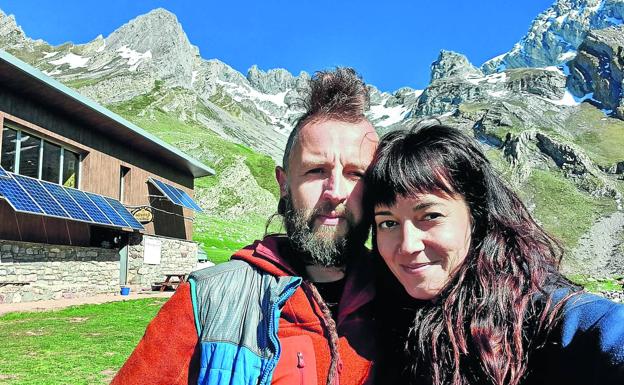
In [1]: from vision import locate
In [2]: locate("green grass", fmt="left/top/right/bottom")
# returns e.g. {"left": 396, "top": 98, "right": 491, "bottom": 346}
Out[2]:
{"left": 522, "top": 169, "right": 617, "bottom": 248}
{"left": 0, "top": 298, "right": 167, "bottom": 385}
{"left": 193, "top": 213, "right": 284, "bottom": 264}
{"left": 565, "top": 103, "right": 624, "bottom": 167}
{"left": 568, "top": 274, "right": 624, "bottom": 293}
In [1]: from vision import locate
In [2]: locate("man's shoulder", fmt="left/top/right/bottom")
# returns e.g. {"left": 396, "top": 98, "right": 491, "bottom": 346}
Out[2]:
{"left": 189, "top": 259, "right": 256, "bottom": 283}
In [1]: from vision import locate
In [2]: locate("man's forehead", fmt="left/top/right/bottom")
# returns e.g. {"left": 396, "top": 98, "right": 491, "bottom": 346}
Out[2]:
{"left": 296, "top": 118, "right": 378, "bottom": 149}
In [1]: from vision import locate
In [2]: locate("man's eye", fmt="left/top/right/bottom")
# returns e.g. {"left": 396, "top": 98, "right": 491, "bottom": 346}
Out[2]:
{"left": 306, "top": 168, "right": 325, "bottom": 175}
{"left": 377, "top": 220, "right": 398, "bottom": 229}
{"left": 348, "top": 171, "right": 364, "bottom": 179}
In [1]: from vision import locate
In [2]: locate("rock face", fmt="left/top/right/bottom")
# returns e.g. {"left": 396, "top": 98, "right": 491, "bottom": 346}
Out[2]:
{"left": 567, "top": 25, "right": 624, "bottom": 118}
{"left": 482, "top": 0, "right": 624, "bottom": 73}
{"left": 247, "top": 65, "right": 296, "bottom": 94}
{"left": 105, "top": 8, "right": 200, "bottom": 89}
{"left": 431, "top": 50, "right": 483, "bottom": 82}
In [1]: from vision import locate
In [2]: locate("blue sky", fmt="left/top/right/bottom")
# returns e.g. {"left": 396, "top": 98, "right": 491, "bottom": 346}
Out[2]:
{"left": 0, "top": 0, "right": 556, "bottom": 92}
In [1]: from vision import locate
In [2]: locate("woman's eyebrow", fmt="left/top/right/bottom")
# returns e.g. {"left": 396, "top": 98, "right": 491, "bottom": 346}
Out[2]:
{"left": 374, "top": 210, "right": 393, "bottom": 216}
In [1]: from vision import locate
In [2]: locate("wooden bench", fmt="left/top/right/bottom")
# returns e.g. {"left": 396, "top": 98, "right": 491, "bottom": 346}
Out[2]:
{"left": 0, "top": 282, "right": 30, "bottom": 288}
{"left": 157, "top": 273, "right": 188, "bottom": 292}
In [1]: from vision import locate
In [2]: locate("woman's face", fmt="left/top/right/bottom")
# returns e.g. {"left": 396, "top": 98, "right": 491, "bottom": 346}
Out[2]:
{"left": 374, "top": 192, "right": 472, "bottom": 300}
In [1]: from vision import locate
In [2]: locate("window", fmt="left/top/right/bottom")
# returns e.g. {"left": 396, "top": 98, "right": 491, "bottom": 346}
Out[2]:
{"left": 119, "top": 166, "right": 130, "bottom": 202}
{"left": 42, "top": 141, "right": 61, "bottom": 183}
{"left": 1, "top": 126, "right": 17, "bottom": 172}
{"left": 1, "top": 123, "right": 81, "bottom": 188}
{"left": 62, "top": 149, "right": 80, "bottom": 188}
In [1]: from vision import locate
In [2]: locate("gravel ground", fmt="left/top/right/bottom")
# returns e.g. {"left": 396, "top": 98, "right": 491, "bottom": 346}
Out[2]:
{"left": 0, "top": 290, "right": 174, "bottom": 316}
{"left": 566, "top": 211, "right": 624, "bottom": 277}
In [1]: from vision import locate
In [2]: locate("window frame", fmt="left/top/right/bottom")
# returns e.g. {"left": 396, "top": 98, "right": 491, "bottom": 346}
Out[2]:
{"left": 1, "top": 121, "right": 82, "bottom": 188}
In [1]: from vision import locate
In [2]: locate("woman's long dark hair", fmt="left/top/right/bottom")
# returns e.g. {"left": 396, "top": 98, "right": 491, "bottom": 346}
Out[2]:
{"left": 365, "top": 124, "right": 577, "bottom": 385}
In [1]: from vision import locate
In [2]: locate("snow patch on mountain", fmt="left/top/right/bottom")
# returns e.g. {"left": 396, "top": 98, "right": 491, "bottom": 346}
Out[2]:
{"left": 49, "top": 53, "right": 89, "bottom": 69}
{"left": 117, "top": 45, "right": 152, "bottom": 71}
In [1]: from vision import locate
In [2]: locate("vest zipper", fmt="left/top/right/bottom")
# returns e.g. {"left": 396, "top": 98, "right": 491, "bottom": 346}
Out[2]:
{"left": 297, "top": 351, "right": 305, "bottom": 385}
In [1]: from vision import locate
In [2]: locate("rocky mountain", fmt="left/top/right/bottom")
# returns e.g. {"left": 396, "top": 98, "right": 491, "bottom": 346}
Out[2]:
{"left": 1, "top": 1, "right": 623, "bottom": 276}
{"left": 482, "top": 0, "right": 624, "bottom": 73}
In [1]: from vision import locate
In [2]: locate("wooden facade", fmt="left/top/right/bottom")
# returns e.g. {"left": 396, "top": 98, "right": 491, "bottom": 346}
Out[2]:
{"left": 0, "top": 51, "right": 212, "bottom": 247}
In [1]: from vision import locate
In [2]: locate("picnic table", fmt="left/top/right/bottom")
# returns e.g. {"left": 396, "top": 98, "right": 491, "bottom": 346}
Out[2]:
{"left": 158, "top": 273, "right": 188, "bottom": 292}
{"left": 0, "top": 282, "right": 30, "bottom": 288}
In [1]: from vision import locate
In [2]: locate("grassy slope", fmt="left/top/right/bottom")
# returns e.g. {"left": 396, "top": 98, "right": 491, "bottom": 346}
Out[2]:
{"left": 0, "top": 298, "right": 167, "bottom": 385}
{"left": 107, "top": 90, "right": 280, "bottom": 264}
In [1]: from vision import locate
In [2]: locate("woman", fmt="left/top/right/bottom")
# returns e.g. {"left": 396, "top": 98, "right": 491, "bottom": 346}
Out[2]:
{"left": 365, "top": 124, "right": 624, "bottom": 385}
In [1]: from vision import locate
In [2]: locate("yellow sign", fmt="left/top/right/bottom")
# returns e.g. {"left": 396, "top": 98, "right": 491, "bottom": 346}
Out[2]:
{"left": 132, "top": 206, "right": 153, "bottom": 224}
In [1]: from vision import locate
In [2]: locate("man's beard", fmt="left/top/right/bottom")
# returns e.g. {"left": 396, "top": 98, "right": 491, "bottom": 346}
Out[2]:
{"left": 282, "top": 194, "right": 368, "bottom": 267}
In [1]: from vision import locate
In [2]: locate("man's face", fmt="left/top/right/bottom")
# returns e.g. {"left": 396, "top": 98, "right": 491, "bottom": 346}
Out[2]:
{"left": 276, "top": 118, "right": 379, "bottom": 266}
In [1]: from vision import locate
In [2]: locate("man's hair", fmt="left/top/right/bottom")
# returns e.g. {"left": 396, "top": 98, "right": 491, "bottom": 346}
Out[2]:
{"left": 282, "top": 67, "right": 370, "bottom": 170}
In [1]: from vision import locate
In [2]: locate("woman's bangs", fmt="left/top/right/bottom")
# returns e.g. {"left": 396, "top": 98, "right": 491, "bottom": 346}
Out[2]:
{"left": 368, "top": 142, "right": 456, "bottom": 208}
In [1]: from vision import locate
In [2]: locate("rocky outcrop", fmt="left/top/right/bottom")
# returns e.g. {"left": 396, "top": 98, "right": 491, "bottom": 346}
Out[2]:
{"left": 413, "top": 64, "right": 568, "bottom": 118}
{"left": 431, "top": 50, "right": 483, "bottom": 82}
{"left": 247, "top": 65, "right": 296, "bottom": 94}
{"left": 482, "top": 0, "right": 624, "bottom": 73}
{"left": 567, "top": 25, "right": 624, "bottom": 119}
{"left": 0, "top": 9, "right": 32, "bottom": 50}
{"left": 105, "top": 8, "right": 200, "bottom": 89}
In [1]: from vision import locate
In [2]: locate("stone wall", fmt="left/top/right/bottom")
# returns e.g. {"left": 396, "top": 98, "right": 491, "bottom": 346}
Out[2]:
{"left": 127, "top": 235, "right": 198, "bottom": 288}
{"left": 0, "top": 236, "right": 198, "bottom": 304}
{"left": 0, "top": 240, "right": 119, "bottom": 304}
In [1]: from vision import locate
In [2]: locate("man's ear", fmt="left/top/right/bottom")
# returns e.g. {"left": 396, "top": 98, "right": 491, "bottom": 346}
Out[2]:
{"left": 275, "top": 166, "right": 288, "bottom": 198}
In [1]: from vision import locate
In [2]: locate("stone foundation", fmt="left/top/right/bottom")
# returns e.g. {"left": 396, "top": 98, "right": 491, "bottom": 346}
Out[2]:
{"left": 0, "top": 241, "right": 119, "bottom": 304}
{"left": 127, "top": 235, "right": 198, "bottom": 288}
{"left": 0, "top": 236, "right": 198, "bottom": 304}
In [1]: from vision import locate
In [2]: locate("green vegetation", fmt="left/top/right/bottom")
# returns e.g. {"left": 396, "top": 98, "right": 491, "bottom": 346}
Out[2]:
{"left": 0, "top": 298, "right": 167, "bottom": 385}
{"left": 565, "top": 103, "right": 624, "bottom": 167}
{"left": 522, "top": 169, "right": 616, "bottom": 248}
{"left": 568, "top": 274, "right": 624, "bottom": 293}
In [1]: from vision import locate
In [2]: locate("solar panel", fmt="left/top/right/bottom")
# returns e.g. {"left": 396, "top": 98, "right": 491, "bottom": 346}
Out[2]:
{"left": 0, "top": 170, "right": 143, "bottom": 232}
{"left": 64, "top": 188, "right": 112, "bottom": 225}
{"left": 0, "top": 165, "right": 9, "bottom": 178}
{"left": 0, "top": 173, "right": 44, "bottom": 214}
{"left": 85, "top": 192, "right": 130, "bottom": 228}
{"left": 40, "top": 181, "right": 92, "bottom": 222}
{"left": 150, "top": 178, "right": 184, "bottom": 205}
{"left": 173, "top": 186, "right": 203, "bottom": 212}
{"left": 148, "top": 177, "right": 202, "bottom": 212}
{"left": 103, "top": 197, "right": 144, "bottom": 230}
{"left": 12, "top": 174, "right": 70, "bottom": 219}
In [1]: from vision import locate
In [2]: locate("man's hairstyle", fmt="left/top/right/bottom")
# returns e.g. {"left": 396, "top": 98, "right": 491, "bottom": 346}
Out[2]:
{"left": 282, "top": 67, "right": 370, "bottom": 170}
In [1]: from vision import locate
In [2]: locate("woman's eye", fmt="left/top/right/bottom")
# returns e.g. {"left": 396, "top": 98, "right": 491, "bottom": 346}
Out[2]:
{"left": 377, "top": 220, "right": 398, "bottom": 229}
{"left": 423, "top": 212, "right": 443, "bottom": 220}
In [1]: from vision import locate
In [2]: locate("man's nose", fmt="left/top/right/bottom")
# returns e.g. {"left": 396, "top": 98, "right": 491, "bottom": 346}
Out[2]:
{"left": 398, "top": 222, "right": 425, "bottom": 255}
{"left": 321, "top": 172, "right": 348, "bottom": 205}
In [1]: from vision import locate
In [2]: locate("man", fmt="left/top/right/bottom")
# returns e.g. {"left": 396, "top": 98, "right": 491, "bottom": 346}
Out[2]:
{"left": 111, "top": 67, "right": 379, "bottom": 385}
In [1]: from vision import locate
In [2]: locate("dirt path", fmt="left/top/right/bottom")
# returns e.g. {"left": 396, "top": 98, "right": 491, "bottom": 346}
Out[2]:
{"left": 0, "top": 290, "right": 174, "bottom": 316}
{"left": 566, "top": 210, "right": 624, "bottom": 277}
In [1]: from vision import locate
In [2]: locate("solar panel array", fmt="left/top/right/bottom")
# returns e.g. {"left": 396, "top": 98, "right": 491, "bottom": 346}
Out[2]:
{"left": 148, "top": 177, "right": 203, "bottom": 212}
{"left": 0, "top": 171, "right": 143, "bottom": 231}
{"left": 0, "top": 165, "right": 8, "bottom": 178}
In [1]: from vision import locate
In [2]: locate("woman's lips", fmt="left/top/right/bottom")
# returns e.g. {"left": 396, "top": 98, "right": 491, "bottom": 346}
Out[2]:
{"left": 401, "top": 262, "right": 435, "bottom": 275}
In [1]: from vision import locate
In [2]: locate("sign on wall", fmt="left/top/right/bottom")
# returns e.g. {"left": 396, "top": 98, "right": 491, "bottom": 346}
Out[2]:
{"left": 132, "top": 206, "right": 154, "bottom": 224}
{"left": 143, "top": 237, "right": 162, "bottom": 265}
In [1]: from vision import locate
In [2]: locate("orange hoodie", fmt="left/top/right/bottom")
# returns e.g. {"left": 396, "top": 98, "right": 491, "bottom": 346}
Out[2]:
{"left": 111, "top": 236, "right": 376, "bottom": 385}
